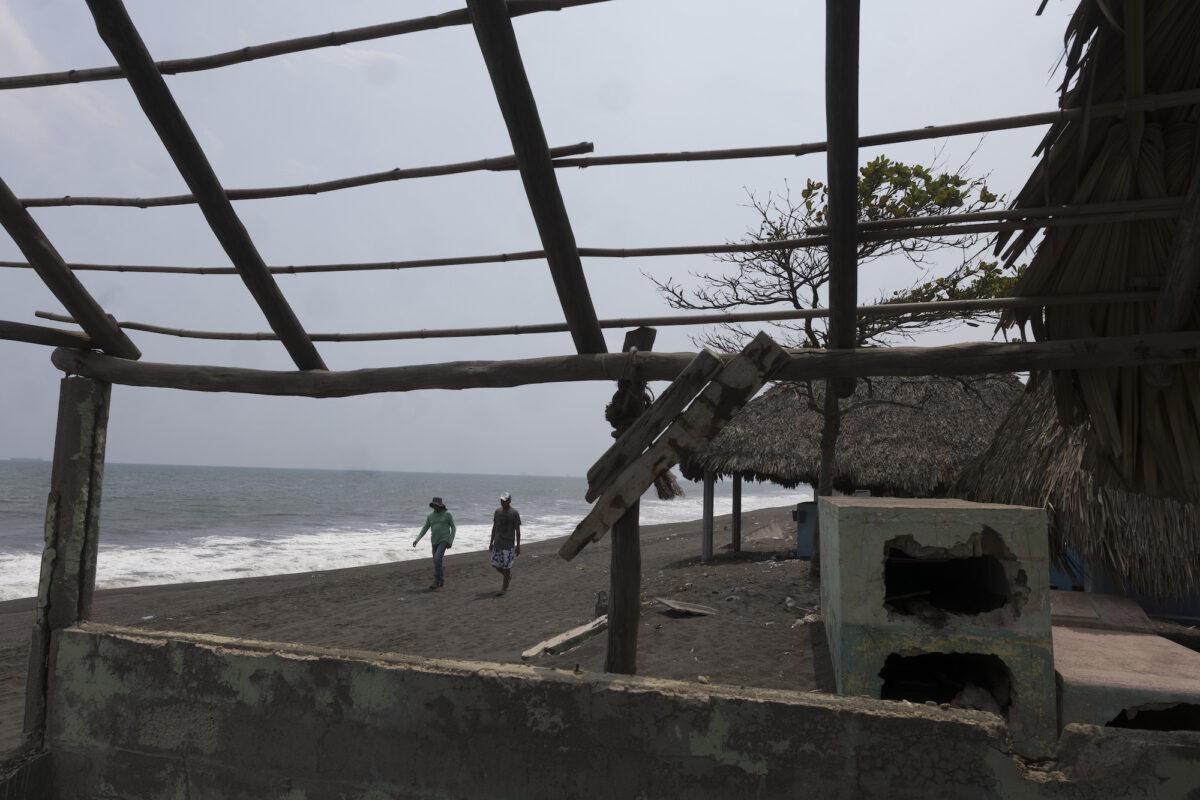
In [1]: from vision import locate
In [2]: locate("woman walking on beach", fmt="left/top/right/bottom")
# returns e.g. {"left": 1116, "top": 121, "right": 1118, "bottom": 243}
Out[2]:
{"left": 413, "top": 497, "right": 456, "bottom": 591}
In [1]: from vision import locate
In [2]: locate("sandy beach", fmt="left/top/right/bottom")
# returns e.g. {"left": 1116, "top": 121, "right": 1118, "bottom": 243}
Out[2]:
{"left": 0, "top": 504, "right": 826, "bottom": 754}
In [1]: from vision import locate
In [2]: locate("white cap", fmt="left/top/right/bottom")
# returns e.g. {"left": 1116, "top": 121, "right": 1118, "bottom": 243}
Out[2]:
{"left": 499, "top": 492, "right": 512, "bottom": 502}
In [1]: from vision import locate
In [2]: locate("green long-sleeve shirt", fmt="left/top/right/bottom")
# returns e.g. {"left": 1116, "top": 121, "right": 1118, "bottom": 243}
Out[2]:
{"left": 414, "top": 510, "right": 456, "bottom": 547}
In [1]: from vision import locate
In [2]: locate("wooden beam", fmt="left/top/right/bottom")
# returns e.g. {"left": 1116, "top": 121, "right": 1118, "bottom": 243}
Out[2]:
{"left": 701, "top": 470, "right": 715, "bottom": 564}
{"left": 0, "top": 175, "right": 139, "bottom": 359}
{"left": 49, "top": 330, "right": 1200, "bottom": 398}
{"left": 560, "top": 333, "right": 789, "bottom": 561}
{"left": 605, "top": 327, "right": 656, "bottom": 675}
{"left": 731, "top": 475, "right": 742, "bottom": 553}
{"left": 2, "top": 202, "right": 1184, "bottom": 276}
{"left": 522, "top": 615, "right": 608, "bottom": 659}
{"left": 38, "top": 291, "right": 1162, "bottom": 344}
{"left": 20, "top": 142, "right": 594, "bottom": 208}
{"left": 85, "top": 0, "right": 325, "bottom": 371}
{"left": 467, "top": 0, "right": 605, "bottom": 355}
{"left": 586, "top": 349, "right": 723, "bottom": 502}
{"left": 0, "top": 319, "right": 92, "bottom": 349}
{"left": 551, "top": 88, "right": 1200, "bottom": 169}
{"left": 0, "top": 0, "right": 611, "bottom": 90}
{"left": 825, "top": 0, "right": 861, "bottom": 399}
{"left": 24, "top": 377, "right": 110, "bottom": 749}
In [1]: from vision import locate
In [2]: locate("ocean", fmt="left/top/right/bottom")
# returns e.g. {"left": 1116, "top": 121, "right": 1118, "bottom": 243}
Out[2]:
{"left": 0, "top": 461, "right": 808, "bottom": 601}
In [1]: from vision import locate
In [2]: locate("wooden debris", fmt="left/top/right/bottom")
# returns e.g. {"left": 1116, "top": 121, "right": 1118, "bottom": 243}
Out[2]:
{"left": 653, "top": 597, "right": 717, "bottom": 617}
{"left": 560, "top": 332, "right": 789, "bottom": 561}
{"left": 521, "top": 615, "right": 607, "bottom": 659}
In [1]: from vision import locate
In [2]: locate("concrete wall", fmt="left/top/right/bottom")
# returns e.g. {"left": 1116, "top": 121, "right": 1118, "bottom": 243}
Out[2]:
{"left": 44, "top": 624, "right": 1200, "bottom": 800}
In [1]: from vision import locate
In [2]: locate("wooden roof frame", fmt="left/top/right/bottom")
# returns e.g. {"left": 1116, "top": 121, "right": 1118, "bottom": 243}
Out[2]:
{"left": 0, "top": 1, "right": 1196, "bottom": 397}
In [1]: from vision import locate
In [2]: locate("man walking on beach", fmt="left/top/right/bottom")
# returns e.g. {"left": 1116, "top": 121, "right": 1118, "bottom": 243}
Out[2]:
{"left": 413, "top": 497, "right": 455, "bottom": 591}
{"left": 490, "top": 492, "right": 521, "bottom": 594}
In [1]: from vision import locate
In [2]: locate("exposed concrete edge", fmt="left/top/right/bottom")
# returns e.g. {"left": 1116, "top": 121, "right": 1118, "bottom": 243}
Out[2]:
{"left": 0, "top": 748, "right": 50, "bottom": 800}
{"left": 73, "top": 621, "right": 1008, "bottom": 731}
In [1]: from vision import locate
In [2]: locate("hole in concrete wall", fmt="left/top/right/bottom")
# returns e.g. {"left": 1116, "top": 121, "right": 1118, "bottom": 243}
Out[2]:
{"left": 884, "top": 529, "right": 1020, "bottom": 621}
{"left": 879, "top": 652, "right": 1012, "bottom": 718}
{"left": 1106, "top": 703, "right": 1200, "bottom": 732}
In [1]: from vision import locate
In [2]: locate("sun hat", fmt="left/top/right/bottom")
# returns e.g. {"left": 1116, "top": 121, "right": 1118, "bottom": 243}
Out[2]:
{"left": 429, "top": 497, "right": 446, "bottom": 509}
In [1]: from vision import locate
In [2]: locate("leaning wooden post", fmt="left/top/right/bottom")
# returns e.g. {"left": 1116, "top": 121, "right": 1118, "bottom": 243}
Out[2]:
{"left": 731, "top": 474, "right": 742, "bottom": 552}
{"left": 701, "top": 470, "right": 715, "bottom": 563}
{"left": 604, "top": 327, "right": 656, "bottom": 675}
{"left": 23, "top": 376, "right": 111, "bottom": 749}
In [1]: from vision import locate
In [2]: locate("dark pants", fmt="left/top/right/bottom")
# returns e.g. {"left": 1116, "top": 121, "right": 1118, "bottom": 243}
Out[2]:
{"left": 432, "top": 541, "right": 448, "bottom": 586}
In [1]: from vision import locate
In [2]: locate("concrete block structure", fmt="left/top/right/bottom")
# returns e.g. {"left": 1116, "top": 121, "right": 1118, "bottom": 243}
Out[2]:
{"left": 819, "top": 497, "right": 1056, "bottom": 756}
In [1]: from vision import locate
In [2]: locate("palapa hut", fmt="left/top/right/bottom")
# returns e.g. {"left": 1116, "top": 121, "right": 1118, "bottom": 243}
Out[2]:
{"left": 681, "top": 374, "right": 1023, "bottom": 554}
{"left": 952, "top": 380, "right": 1200, "bottom": 603}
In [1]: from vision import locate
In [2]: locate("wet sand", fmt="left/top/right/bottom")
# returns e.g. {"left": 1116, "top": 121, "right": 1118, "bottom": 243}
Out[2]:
{"left": 0, "top": 505, "right": 827, "bottom": 754}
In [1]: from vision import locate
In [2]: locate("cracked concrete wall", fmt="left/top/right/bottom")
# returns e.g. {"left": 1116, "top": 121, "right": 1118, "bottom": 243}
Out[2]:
{"left": 40, "top": 625, "right": 1200, "bottom": 799}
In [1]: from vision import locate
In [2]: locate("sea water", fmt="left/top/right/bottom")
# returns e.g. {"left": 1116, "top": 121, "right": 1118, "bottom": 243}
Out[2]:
{"left": 0, "top": 462, "right": 807, "bottom": 601}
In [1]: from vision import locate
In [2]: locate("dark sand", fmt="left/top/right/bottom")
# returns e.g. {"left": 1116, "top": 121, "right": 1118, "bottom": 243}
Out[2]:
{"left": 0, "top": 505, "right": 828, "bottom": 754}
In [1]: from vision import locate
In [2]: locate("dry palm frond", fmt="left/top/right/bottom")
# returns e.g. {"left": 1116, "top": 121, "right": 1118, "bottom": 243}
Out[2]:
{"left": 1001, "top": 0, "right": 1200, "bottom": 500}
{"left": 952, "top": 381, "right": 1200, "bottom": 600}
{"left": 680, "top": 375, "right": 1020, "bottom": 498}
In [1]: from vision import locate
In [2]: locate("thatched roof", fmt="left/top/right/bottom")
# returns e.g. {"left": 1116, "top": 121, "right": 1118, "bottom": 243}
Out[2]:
{"left": 1000, "top": 1, "right": 1200, "bottom": 500}
{"left": 952, "top": 380, "right": 1200, "bottom": 601}
{"left": 681, "top": 375, "right": 1022, "bottom": 496}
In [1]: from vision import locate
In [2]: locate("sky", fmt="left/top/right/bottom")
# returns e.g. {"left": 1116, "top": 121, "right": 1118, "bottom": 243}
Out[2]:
{"left": 0, "top": 0, "right": 1074, "bottom": 476}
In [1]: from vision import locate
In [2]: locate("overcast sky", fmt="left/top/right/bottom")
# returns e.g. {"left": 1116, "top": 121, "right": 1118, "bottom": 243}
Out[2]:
{"left": 0, "top": 1, "right": 1073, "bottom": 476}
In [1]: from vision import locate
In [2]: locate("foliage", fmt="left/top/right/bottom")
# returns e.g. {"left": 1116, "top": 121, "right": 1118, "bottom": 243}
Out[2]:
{"left": 650, "top": 155, "right": 1022, "bottom": 351}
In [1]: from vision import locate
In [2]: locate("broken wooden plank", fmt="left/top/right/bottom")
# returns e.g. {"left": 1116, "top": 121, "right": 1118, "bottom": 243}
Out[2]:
{"left": 654, "top": 597, "right": 717, "bottom": 617}
{"left": 560, "top": 332, "right": 789, "bottom": 561}
{"left": 521, "top": 615, "right": 608, "bottom": 659}
{"left": 586, "top": 348, "right": 722, "bottom": 502}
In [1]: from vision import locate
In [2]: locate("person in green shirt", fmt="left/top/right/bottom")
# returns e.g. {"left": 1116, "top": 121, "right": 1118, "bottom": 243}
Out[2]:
{"left": 413, "top": 496, "right": 456, "bottom": 591}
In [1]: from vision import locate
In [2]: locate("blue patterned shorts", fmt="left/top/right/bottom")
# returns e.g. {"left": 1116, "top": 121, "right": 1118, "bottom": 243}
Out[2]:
{"left": 490, "top": 548, "right": 515, "bottom": 570}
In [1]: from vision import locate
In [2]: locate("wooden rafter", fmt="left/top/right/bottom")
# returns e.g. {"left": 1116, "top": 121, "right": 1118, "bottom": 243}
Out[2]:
{"left": 0, "top": 0, "right": 610, "bottom": 91}
{"left": 0, "top": 175, "right": 139, "bottom": 359}
{"left": 37, "top": 290, "right": 1161, "bottom": 344}
{"left": 467, "top": 0, "right": 606, "bottom": 354}
{"left": 825, "top": 0, "right": 861, "bottom": 397}
{"left": 84, "top": 0, "right": 325, "bottom": 371}
{"left": 48, "top": 330, "right": 1200, "bottom": 398}
{"left": 0, "top": 319, "right": 92, "bottom": 349}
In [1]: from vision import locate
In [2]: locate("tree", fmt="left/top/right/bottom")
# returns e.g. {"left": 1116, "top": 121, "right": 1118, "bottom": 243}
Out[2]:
{"left": 651, "top": 156, "right": 1022, "bottom": 579}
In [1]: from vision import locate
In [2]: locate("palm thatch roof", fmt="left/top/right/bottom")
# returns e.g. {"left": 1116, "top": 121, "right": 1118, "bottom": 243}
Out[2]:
{"left": 1000, "top": 0, "right": 1200, "bottom": 500}
{"left": 681, "top": 375, "right": 1022, "bottom": 496}
{"left": 952, "top": 380, "right": 1200, "bottom": 601}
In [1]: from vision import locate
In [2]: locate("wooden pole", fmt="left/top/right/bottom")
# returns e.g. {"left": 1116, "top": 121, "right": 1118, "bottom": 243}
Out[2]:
{"left": 0, "top": 175, "right": 139, "bottom": 360}
{"left": 50, "top": 329, "right": 1200, "bottom": 398}
{"left": 23, "top": 377, "right": 110, "bottom": 749}
{"left": 604, "top": 327, "right": 656, "bottom": 675}
{"left": 467, "top": 0, "right": 606, "bottom": 355}
{"left": 85, "top": 0, "right": 325, "bottom": 371}
{"left": 550, "top": 88, "right": 1200, "bottom": 169}
{"left": 731, "top": 474, "right": 742, "bottom": 553}
{"left": 36, "top": 290, "right": 1161, "bottom": 344}
{"left": 19, "top": 142, "right": 594, "bottom": 209}
{"left": 702, "top": 470, "right": 715, "bottom": 563}
{"left": 0, "top": 0, "right": 611, "bottom": 90}
{"left": 825, "top": 0, "right": 861, "bottom": 399}
{"left": 0, "top": 319, "right": 92, "bottom": 348}
{"left": 2, "top": 201, "right": 1183, "bottom": 276}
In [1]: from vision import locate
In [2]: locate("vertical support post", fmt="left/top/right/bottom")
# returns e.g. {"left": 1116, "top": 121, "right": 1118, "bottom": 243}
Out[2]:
{"left": 702, "top": 470, "right": 715, "bottom": 563}
{"left": 825, "top": 0, "right": 861, "bottom": 399}
{"left": 23, "top": 376, "right": 110, "bottom": 749}
{"left": 605, "top": 327, "right": 655, "bottom": 675}
{"left": 731, "top": 474, "right": 742, "bottom": 553}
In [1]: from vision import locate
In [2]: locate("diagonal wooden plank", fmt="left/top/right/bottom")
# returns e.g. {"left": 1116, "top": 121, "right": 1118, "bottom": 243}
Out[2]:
{"left": 585, "top": 349, "right": 723, "bottom": 502}
{"left": 84, "top": 0, "right": 325, "bottom": 371}
{"left": 0, "top": 175, "right": 140, "bottom": 359}
{"left": 466, "top": 0, "right": 606, "bottom": 355}
{"left": 560, "top": 333, "right": 789, "bottom": 561}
